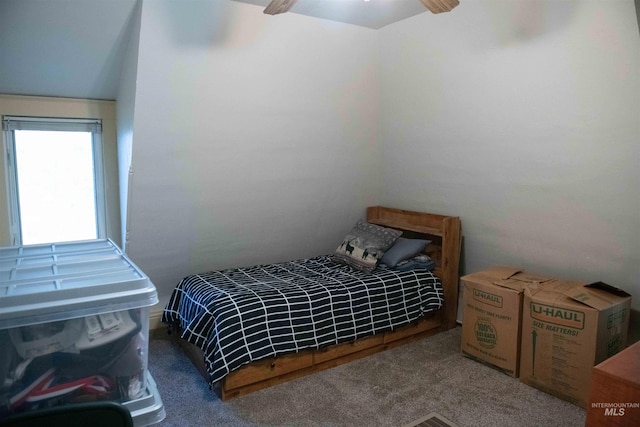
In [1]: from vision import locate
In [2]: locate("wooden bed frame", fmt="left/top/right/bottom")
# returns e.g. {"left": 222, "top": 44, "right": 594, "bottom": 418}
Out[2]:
{"left": 171, "top": 206, "right": 462, "bottom": 400}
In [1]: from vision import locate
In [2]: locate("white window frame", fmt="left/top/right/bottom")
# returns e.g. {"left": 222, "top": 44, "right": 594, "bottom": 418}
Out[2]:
{"left": 2, "top": 116, "right": 107, "bottom": 246}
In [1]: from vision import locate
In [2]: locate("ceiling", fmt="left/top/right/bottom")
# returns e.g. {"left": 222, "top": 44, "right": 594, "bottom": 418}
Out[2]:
{"left": 0, "top": 0, "right": 138, "bottom": 101}
{"left": 0, "top": 0, "right": 451, "bottom": 101}
{"left": 233, "top": 0, "right": 431, "bottom": 29}
{"left": 1, "top": 0, "right": 639, "bottom": 102}
{"left": 0, "top": 0, "right": 430, "bottom": 101}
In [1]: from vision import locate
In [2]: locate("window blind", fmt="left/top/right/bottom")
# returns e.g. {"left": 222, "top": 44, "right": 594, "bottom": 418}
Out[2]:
{"left": 3, "top": 116, "right": 101, "bottom": 133}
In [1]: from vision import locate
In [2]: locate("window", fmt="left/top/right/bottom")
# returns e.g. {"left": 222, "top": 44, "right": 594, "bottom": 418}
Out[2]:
{"left": 3, "top": 116, "right": 106, "bottom": 246}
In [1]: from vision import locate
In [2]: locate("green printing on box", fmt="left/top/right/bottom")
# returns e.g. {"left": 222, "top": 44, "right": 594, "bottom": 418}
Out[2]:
{"left": 530, "top": 302, "right": 585, "bottom": 330}
{"left": 474, "top": 319, "right": 498, "bottom": 349}
{"left": 473, "top": 289, "right": 503, "bottom": 308}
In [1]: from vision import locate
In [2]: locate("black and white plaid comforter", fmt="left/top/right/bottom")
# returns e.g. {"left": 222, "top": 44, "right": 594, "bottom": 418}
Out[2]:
{"left": 162, "top": 255, "right": 443, "bottom": 386}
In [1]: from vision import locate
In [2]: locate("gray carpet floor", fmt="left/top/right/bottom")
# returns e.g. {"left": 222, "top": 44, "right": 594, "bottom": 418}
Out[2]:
{"left": 147, "top": 326, "right": 586, "bottom": 427}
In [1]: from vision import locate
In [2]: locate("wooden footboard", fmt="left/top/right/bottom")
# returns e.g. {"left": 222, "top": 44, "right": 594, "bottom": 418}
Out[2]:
{"left": 170, "top": 206, "right": 462, "bottom": 400}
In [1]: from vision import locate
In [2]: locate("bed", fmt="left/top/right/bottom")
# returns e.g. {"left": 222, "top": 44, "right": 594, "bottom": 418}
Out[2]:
{"left": 162, "top": 206, "right": 462, "bottom": 400}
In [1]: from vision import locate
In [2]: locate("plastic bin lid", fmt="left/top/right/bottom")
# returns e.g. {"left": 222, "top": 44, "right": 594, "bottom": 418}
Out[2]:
{"left": 0, "top": 239, "right": 158, "bottom": 329}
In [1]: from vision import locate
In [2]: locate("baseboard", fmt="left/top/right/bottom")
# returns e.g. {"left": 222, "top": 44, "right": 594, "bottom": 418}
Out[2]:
{"left": 150, "top": 307, "right": 164, "bottom": 331}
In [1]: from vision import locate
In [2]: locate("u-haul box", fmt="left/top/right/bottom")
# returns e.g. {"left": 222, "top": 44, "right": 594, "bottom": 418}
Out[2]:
{"left": 519, "top": 281, "right": 631, "bottom": 408}
{"left": 460, "top": 267, "right": 553, "bottom": 377}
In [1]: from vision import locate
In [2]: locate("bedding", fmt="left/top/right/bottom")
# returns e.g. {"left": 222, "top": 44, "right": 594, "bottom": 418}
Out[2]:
{"left": 162, "top": 255, "right": 443, "bottom": 386}
{"left": 394, "top": 254, "right": 436, "bottom": 271}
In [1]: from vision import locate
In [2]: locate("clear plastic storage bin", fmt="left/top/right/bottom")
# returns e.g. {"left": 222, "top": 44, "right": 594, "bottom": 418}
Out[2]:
{"left": 0, "top": 239, "right": 164, "bottom": 425}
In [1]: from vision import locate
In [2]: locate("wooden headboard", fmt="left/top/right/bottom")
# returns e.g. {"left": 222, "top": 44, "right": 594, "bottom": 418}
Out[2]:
{"left": 367, "top": 206, "right": 462, "bottom": 329}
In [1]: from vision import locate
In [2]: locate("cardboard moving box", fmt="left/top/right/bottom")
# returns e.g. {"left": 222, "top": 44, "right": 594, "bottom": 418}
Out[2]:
{"left": 460, "top": 267, "right": 553, "bottom": 377}
{"left": 519, "top": 281, "right": 631, "bottom": 408}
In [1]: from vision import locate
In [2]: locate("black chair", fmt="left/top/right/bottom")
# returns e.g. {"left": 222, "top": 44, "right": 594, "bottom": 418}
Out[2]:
{"left": 0, "top": 401, "right": 134, "bottom": 427}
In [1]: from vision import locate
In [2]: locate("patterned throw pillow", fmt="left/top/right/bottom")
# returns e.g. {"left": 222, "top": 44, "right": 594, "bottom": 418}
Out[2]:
{"left": 334, "top": 219, "right": 402, "bottom": 273}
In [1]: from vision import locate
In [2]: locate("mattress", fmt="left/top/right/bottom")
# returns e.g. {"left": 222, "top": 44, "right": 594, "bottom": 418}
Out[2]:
{"left": 162, "top": 255, "right": 443, "bottom": 386}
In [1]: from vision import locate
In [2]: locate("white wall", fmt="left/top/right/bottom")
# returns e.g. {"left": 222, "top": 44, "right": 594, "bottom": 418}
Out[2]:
{"left": 116, "top": 0, "right": 143, "bottom": 251}
{"left": 378, "top": 0, "right": 640, "bottom": 310}
{"left": 126, "top": 0, "right": 380, "bottom": 307}
{"left": 122, "top": 0, "right": 639, "bottom": 317}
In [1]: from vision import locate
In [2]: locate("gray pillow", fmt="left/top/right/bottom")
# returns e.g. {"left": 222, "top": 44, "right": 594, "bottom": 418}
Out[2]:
{"left": 381, "top": 237, "right": 430, "bottom": 268}
{"left": 334, "top": 219, "right": 402, "bottom": 273}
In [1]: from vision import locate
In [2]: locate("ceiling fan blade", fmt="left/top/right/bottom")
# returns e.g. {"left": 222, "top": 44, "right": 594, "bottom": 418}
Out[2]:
{"left": 264, "top": 0, "right": 298, "bottom": 15}
{"left": 418, "top": 0, "right": 460, "bottom": 14}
